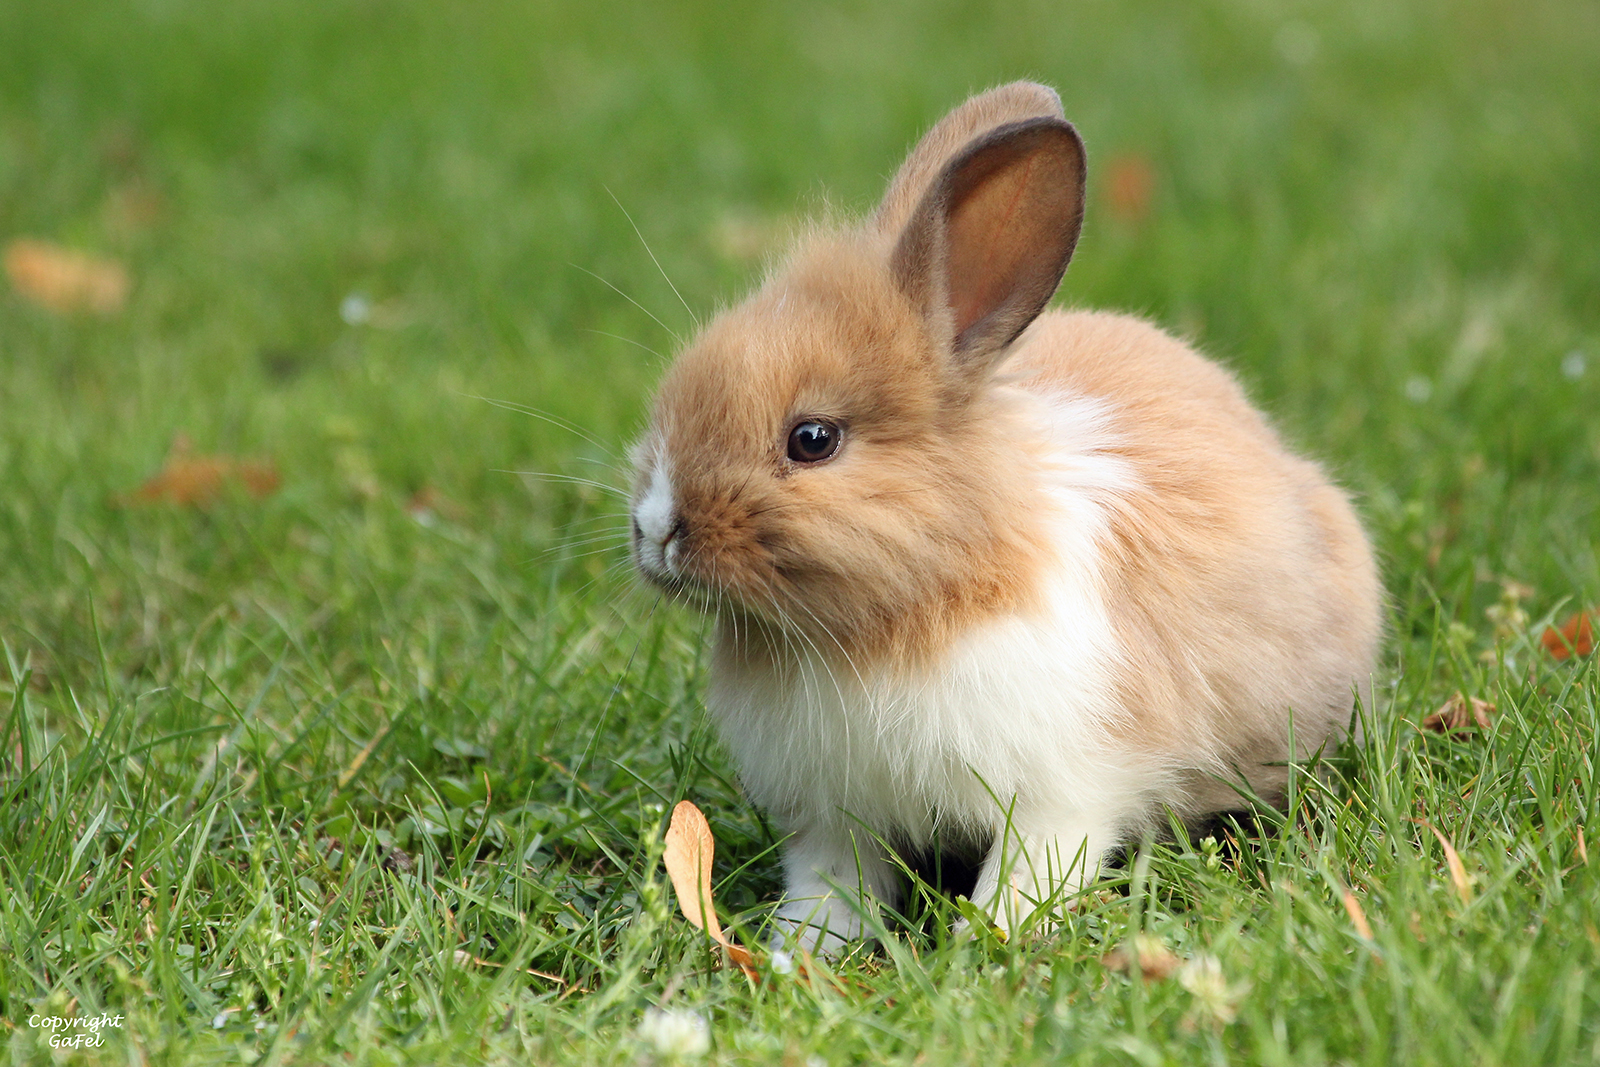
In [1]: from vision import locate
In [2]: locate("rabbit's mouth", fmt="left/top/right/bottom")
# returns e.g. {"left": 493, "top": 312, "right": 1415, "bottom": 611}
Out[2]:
{"left": 630, "top": 514, "right": 721, "bottom": 610}
{"left": 630, "top": 455, "right": 774, "bottom": 615}
{"left": 631, "top": 515, "right": 684, "bottom": 586}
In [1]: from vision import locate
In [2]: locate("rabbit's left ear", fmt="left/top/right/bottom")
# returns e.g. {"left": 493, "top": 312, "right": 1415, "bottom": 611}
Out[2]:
{"left": 890, "top": 116, "right": 1086, "bottom": 378}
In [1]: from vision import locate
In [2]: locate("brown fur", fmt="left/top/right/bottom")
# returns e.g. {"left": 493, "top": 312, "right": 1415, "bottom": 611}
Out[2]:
{"left": 1004, "top": 312, "right": 1382, "bottom": 799}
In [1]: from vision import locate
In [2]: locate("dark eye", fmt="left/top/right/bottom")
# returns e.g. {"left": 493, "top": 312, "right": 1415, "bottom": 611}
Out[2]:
{"left": 786, "top": 420, "right": 842, "bottom": 464}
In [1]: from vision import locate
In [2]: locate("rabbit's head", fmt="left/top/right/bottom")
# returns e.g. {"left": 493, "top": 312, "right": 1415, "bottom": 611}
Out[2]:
{"left": 631, "top": 83, "right": 1087, "bottom": 665}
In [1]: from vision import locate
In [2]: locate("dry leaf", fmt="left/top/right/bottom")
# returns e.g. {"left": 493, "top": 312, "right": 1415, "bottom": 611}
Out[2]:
{"left": 1414, "top": 819, "right": 1472, "bottom": 906}
{"left": 1420, "top": 693, "right": 1496, "bottom": 736}
{"left": 120, "top": 437, "right": 280, "bottom": 507}
{"left": 1542, "top": 610, "right": 1596, "bottom": 660}
{"left": 5, "top": 239, "right": 129, "bottom": 314}
{"left": 662, "top": 800, "right": 759, "bottom": 980}
{"left": 1104, "top": 153, "right": 1155, "bottom": 223}
{"left": 1102, "top": 933, "right": 1181, "bottom": 980}
{"left": 663, "top": 800, "right": 722, "bottom": 940}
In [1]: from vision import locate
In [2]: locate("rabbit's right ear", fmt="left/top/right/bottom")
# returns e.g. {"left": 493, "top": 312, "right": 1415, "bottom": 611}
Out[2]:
{"left": 887, "top": 113, "right": 1086, "bottom": 384}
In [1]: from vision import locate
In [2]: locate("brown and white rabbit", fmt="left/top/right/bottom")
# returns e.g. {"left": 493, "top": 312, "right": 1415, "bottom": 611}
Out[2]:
{"left": 629, "top": 82, "right": 1382, "bottom": 950}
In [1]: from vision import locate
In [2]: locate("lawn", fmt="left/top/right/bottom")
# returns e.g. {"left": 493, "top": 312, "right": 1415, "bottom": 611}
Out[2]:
{"left": 1, "top": 0, "right": 1598, "bottom": 1063}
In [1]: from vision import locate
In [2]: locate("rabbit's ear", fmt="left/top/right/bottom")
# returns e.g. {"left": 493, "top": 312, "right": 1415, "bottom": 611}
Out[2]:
{"left": 875, "top": 82, "right": 1066, "bottom": 237}
{"left": 890, "top": 115, "right": 1086, "bottom": 378}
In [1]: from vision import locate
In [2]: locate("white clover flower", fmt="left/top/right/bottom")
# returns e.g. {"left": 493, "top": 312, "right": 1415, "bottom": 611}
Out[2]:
{"left": 340, "top": 293, "right": 372, "bottom": 325}
{"left": 638, "top": 1006, "right": 710, "bottom": 1059}
{"left": 769, "top": 949, "right": 795, "bottom": 975}
{"left": 1178, "top": 954, "right": 1251, "bottom": 1026}
{"left": 1404, "top": 376, "right": 1433, "bottom": 403}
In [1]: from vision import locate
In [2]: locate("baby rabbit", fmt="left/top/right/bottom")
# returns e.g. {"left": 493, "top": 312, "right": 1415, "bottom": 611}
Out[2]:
{"left": 629, "top": 81, "right": 1382, "bottom": 950}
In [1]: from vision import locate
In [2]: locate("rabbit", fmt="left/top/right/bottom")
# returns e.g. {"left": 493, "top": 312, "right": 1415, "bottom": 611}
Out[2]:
{"left": 628, "top": 81, "right": 1382, "bottom": 951}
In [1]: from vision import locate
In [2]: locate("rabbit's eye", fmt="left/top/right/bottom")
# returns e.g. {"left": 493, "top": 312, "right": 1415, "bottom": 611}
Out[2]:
{"left": 787, "top": 420, "right": 841, "bottom": 464}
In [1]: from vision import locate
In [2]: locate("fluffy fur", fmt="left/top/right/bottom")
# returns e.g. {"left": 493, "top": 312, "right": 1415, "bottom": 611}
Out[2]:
{"left": 628, "top": 82, "right": 1382, "bottom": 947}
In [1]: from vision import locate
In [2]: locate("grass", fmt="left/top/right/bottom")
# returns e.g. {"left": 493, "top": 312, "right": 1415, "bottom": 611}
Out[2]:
{"left": 1, "top": 0, "right": 1597, "bottom": 1062}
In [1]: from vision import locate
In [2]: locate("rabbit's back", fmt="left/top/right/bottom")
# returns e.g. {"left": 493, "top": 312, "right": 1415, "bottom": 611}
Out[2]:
{"left": 1008, "top": 310, "right": 1383, "bottom": 809}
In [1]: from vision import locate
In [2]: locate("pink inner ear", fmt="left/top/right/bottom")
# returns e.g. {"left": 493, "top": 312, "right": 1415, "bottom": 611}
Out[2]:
{"left": 946, "top": 152, "right": 1045, "bottom": 338}
{"left": 941, "top": 139, "right": 1079, "bottom": 348}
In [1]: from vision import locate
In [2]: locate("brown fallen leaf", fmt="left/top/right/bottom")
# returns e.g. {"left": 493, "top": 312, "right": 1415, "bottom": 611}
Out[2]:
{"left": 1102, "top": 933, "right": 1182, "bottom": 980}
{"left": 1104, "top": 153, "right": 1155, "bottom": 223}
{"left": 1420, "top": 693, "right": 1496, "bottom": 736}
{"left": 1541, "top": 610, "right": 1596, "bottom": 660}
{"left": 4, "top": 238, "right": 129, "bottom": 314}
{"left": 662, "top": 800, "right": 759, "bottom": 980}
{"left": 120, "top": 437, "right": 280, "bottom": 507}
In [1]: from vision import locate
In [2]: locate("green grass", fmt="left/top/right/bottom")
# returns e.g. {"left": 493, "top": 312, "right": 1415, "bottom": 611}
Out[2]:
{"left": 2, "top": 0, "right": 1598, "bottom": 1063}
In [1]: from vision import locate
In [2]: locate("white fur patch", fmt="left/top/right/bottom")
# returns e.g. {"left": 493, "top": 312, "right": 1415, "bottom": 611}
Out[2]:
{"left": 633, "top": 451, "right": 679, "bottom": 578}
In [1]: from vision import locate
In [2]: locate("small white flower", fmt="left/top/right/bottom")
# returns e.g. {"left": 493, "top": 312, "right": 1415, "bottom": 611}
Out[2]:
{"left": 1178, "top": 954, "right": 1251, "bottom": 1026}
{"left": 1562, "top": 350, "right": 1587, "bottom": 380}
{"left": 1404, "top": 376, "right": 1433, "bottom": 403}
{"left": 340, "top": 293, "right": 372, "bottom": 326}
{"left": 769, "top": 949, "right": 795, "bottom": 975}
{"left": 638, "top": 1006, "right": 710, "bottom": 1059}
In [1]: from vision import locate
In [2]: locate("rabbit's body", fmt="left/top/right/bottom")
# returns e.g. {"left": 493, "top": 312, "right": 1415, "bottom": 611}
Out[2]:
{"left": 629, "top": 83, "right": 1381, "bottom": 946}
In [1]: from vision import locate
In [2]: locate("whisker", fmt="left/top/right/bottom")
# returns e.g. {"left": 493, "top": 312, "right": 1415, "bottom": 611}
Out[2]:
{"left": 757, "top": 576, "right": 860, "bottom": 721}
{"left": 567, "top": 559, "right": 642, "bottom": 602}
{"left": 531, "top": 537, "right": 632, "bottom": 565}
{"left": 756, "top": 583, "right": 857, "bottom": 798}
{"left": 550, "top": 515, "right": 631, "bottom": 537}
{"left": 503, "top": 470, "right": 630, "bottom": 500}
{"left": 774, "top": 579, "right": 870, "bottom": 697}
{"left": 465, "top": 394, "right": 620, "bottom": 459}
{"left": 581, "top": 328, "right": 669, "bottom": 362}
{"left": 605, "top": 185, "right": 698, "bottom": 329}
{"left": 570, "top": 263, "right": 683, "bottom": 346}
{"left": 551, "top": 531, "right": 632, "bottom": 550}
